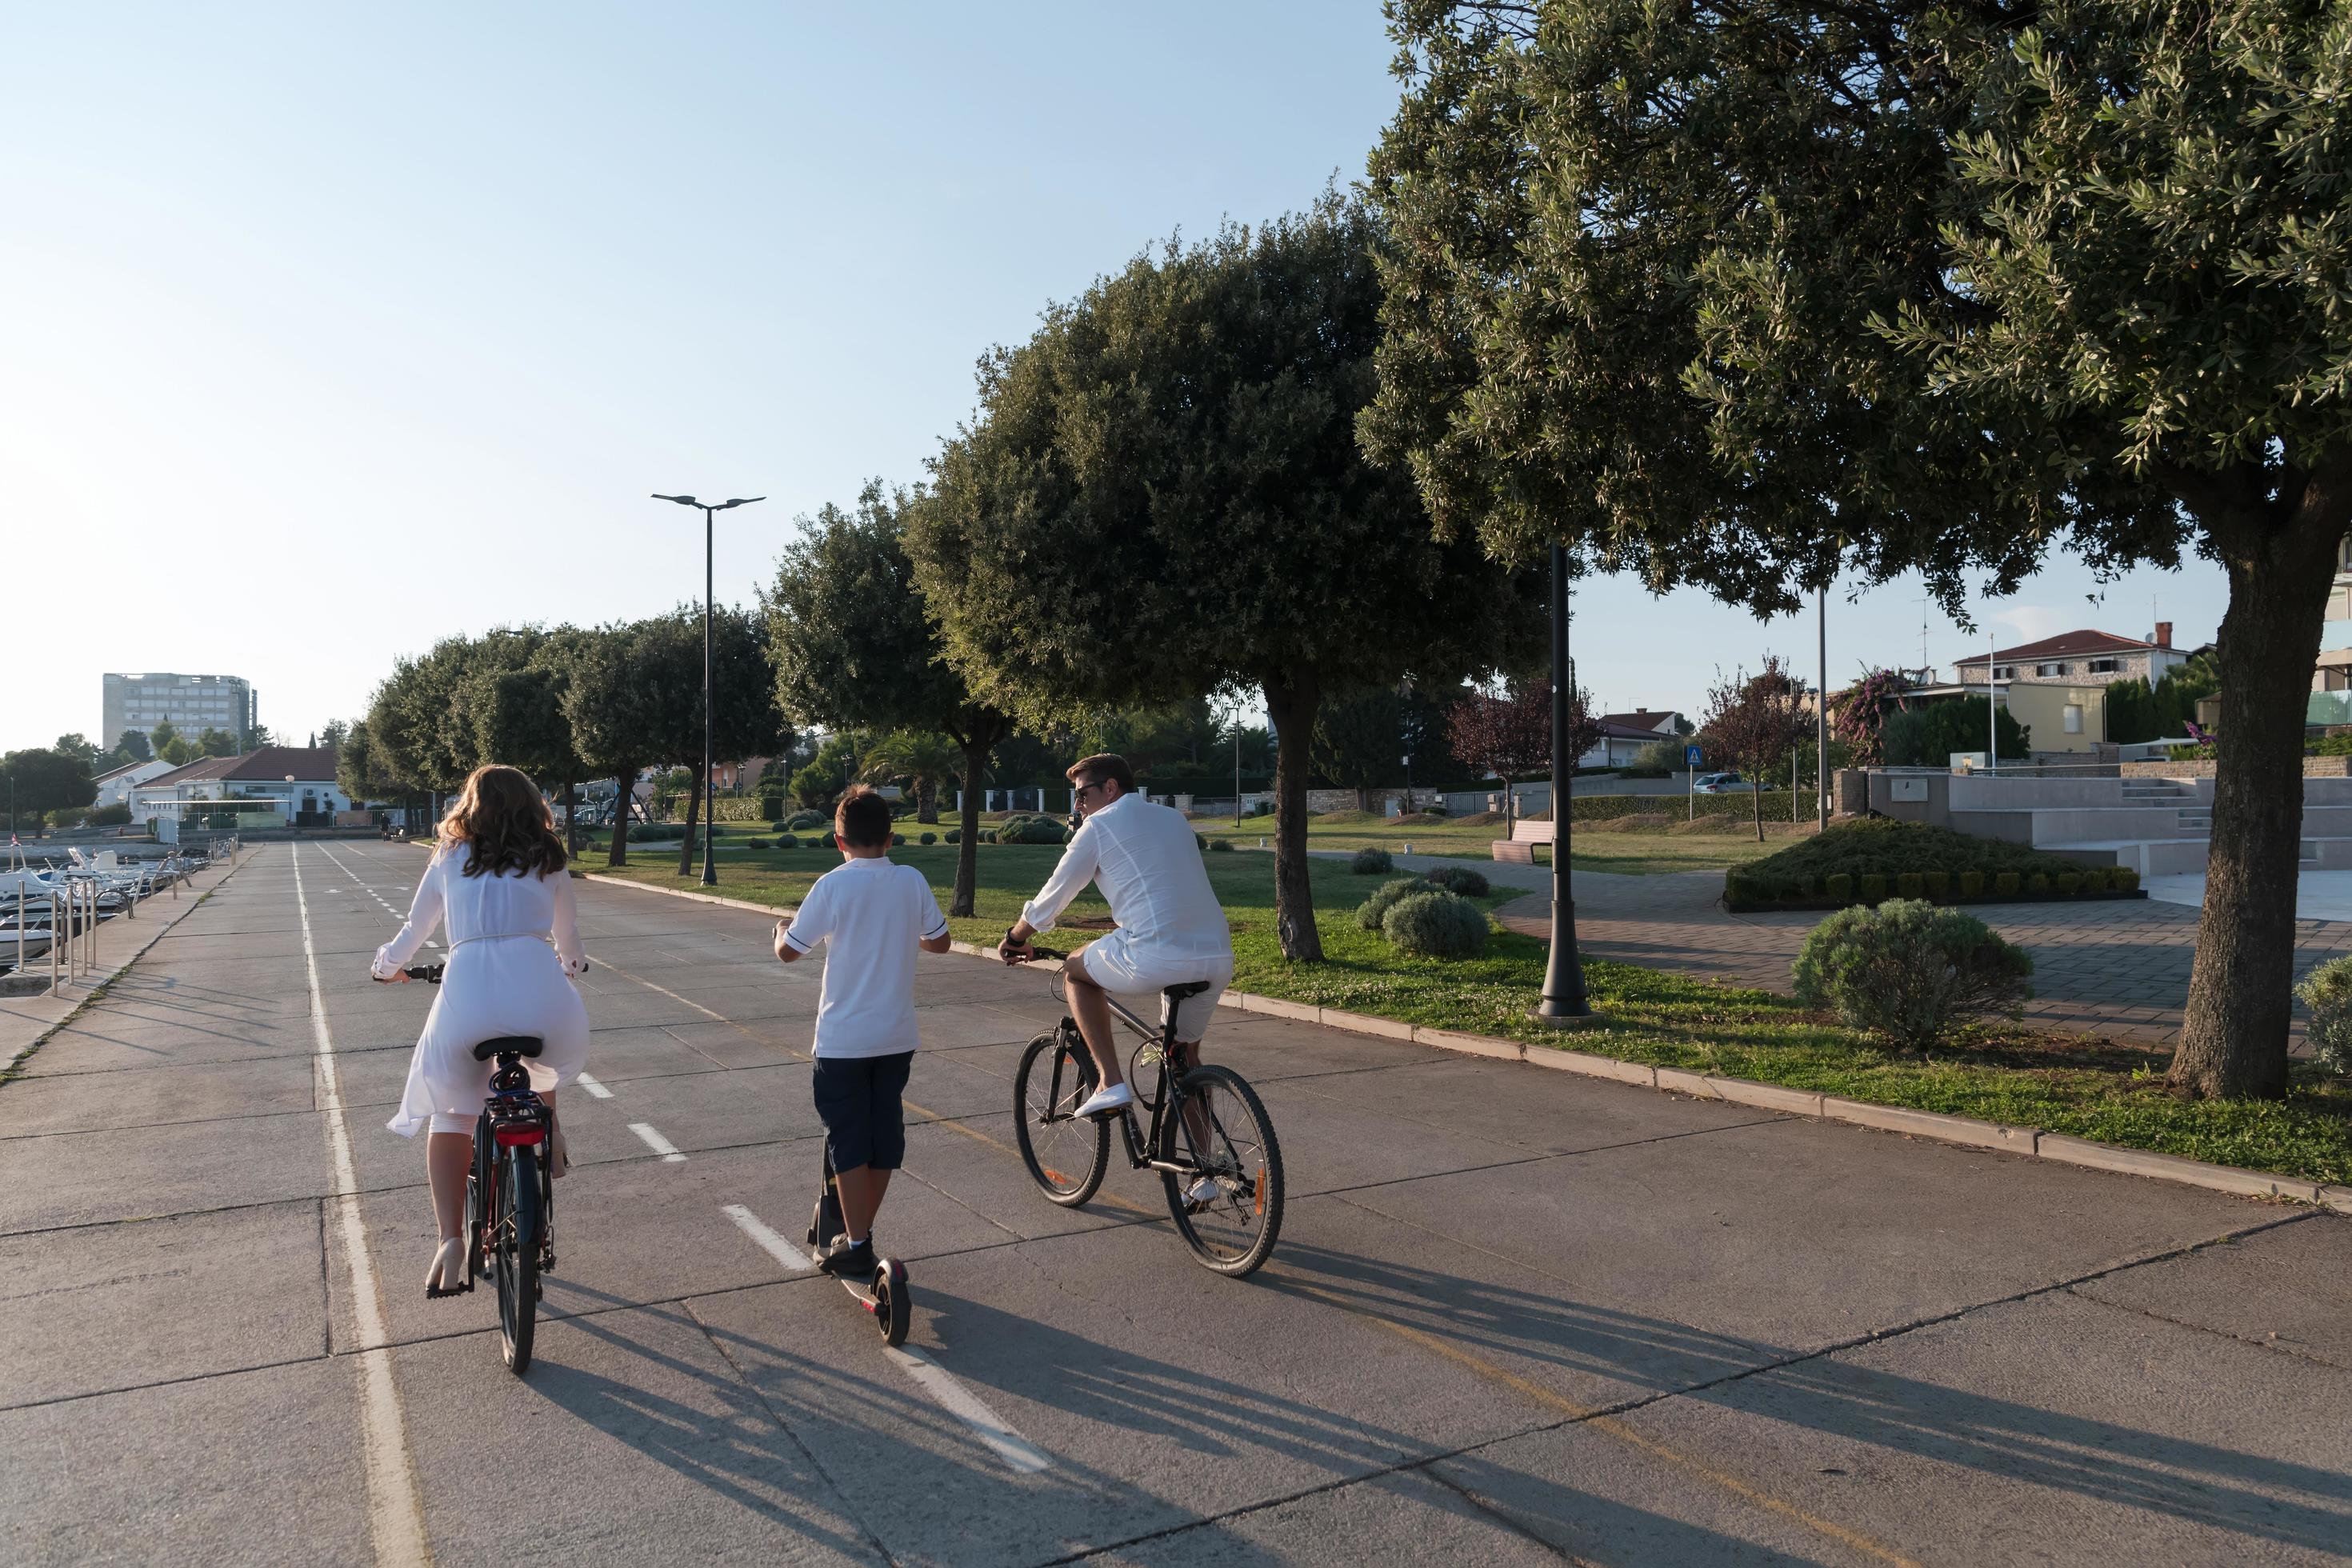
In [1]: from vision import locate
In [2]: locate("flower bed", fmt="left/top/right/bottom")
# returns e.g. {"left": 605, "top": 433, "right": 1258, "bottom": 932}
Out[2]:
{"left": 1723, "top": 818, "right": 2143, "bottom": 913}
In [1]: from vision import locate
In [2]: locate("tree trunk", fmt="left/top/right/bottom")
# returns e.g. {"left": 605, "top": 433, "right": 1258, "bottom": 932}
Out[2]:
{"left": 953, "top": 745, "right": 986, "bottom": 918}
{"left": 675, "top": 773, "right": 704, "bottom": 877}
{"left": 917, "top": 778, "right": 938, "bottom": 825}
{"left": 2170, "top": 503, "right": 2342, "bottom": 1099}
{"left": 608, "top": 773, "right": 632, "bottom": 867}
{"left": 1260, "top": 670, "right": 1326, "bottom": 962}
{"left": 1753, "top": 769, "right": 1765, "bottom": 843}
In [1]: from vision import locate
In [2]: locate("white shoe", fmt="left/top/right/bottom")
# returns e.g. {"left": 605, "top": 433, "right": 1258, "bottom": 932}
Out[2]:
{"left": 1074, "top": 1082, "right": 1134, "bottom": 1118}
{"left": 1185, "top": 1176, "right": 1222, "bottom": 1207}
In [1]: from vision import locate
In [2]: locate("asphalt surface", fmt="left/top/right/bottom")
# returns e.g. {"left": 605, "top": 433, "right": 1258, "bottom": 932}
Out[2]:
{"left": 5, "top": 838, "right": 2350, "bottom": 1566}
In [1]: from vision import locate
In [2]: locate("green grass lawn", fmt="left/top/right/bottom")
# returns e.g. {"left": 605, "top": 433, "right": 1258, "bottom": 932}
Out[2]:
{"left": 1196, "top": 809, "right": 1807, "bottom": 875}
{"left": 590, "top": 842, "right": 2352, "bottom": 1186}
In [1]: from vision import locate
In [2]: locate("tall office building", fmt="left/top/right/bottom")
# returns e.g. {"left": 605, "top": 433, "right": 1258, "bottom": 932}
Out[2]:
{"left": 102, "top": 673, "right": 258, "bottom": 749}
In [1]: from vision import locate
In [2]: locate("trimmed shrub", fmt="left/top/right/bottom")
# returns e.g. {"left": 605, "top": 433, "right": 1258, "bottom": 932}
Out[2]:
{"left": 1994, "top": 871, "right": 2021, "bottom": 898}
{"left": 1921, "top": 870, "right": 1950, "bottom": 902}
{"left": 760, "top": 795, "right": 784, "bottom": 822}
{"left": 1210, "top": 838, "right": 1234, "bottom": 852}
{"left": 1725, "top": 872, "right": 1759, "bottom": 907}
{"left": 1858, "top": 873, "right": 1887, "bottom": 902}
{"left": 1792, "top": 898, "right": 2034, "bottom": 1050}
{"left": 919, "top": 831, "right": 937, "bottom": 846}
{"left": 998, "top": 812, "right": 1069, "bottom": 845}
{"left": 1825, "top": 872, "right": 1854, "bottom": 902}
{"left": 1357, "top": 876, "right": 1430, "bottom": 931}
{"left": 1382, "top": 890, "right": 1490, "bottom": 958}
{"left": 2026, "top": 872, "right": 2050, "bottom": 897}
{"left": 746, "top": 838, "right": 769, "bottom": 850}
{"left": 1425, "top": 865, "right": 1489, "bottom": 898}
{"left": 2298, "top": 957, "right": 2352, "bottom": 1075}
{"left": 778, "top": 834, "right": 799, "bottom": 850}
{"left": 1196, "top": 833, "right": 1208, "bottom": 852}
{"left": 891, "top": 833, "right": 906, "bottom": 846}
{"left": 1958, "top": 870, "right": 1985, "bottom": 898}
{"left": 1895, "top": 871, "right": 1925, "bottom": 898}
{"left": 945, "top": 828, "right": 960, "bottom": 844}
{"left": 2054, "top": 870, "right": 2082, "bottom": 896}
{"left": 2111, "top": 865, "right": 2139, "bottom": 892}
{"left": 979, "top": 830, "right": 998, "bottom": 845}
{"left": 1351, "top": 847, "right": 1394, "bottom": 875}
{"left": 784, "top": 810, "right": 827, "bottom": 832}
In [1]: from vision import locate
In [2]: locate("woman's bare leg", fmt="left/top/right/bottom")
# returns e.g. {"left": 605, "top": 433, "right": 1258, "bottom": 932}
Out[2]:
{"left": 427, "top": 1131, "right": 471, "bottom": 1238}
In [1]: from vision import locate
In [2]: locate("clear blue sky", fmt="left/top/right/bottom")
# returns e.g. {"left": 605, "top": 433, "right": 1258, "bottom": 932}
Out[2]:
{"left": 0, "top": 3, "right": 2226, "bottom": 754}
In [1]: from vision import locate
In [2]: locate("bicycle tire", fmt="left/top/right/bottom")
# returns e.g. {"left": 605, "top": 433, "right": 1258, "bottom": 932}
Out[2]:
{"left": 1159, "top": 1063, "right": 1284, "bottom": 1277}
{"left": 497, "top": 1145, "right": 542, "bottom": 1375}
{"left": 1013, "top": 1030, "right": 1110, "bottom": 1206}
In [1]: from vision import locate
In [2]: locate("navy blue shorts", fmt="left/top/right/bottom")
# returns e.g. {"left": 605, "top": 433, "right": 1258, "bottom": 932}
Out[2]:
{"left": 813, "top": 1051, "right": 914, "bottom": 1172}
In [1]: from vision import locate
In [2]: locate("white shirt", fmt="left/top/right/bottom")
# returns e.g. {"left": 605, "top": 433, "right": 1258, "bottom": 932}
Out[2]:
{"left": 783, "top": 856, "right": 950, "bottom": 1058}
{"left": 1021, "top": 793, "right": 1232, "bottom": 962}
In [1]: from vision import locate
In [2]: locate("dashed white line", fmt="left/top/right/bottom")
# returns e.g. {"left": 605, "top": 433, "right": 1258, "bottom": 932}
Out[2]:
{"left": 722, "top": 1203, "right": 814, "bottom": 1273}
{"left": 293, "top": 846, "right": 430, "bottom": 1563}
{"left": 629, "top": 1122, "right": 686, "bottom": 1162}
{"left": 576, "top": 1070, "right": 614, "bottom": 1099}
{"left": 885, "top": 1347, "right": 1053, "bottom": 1474}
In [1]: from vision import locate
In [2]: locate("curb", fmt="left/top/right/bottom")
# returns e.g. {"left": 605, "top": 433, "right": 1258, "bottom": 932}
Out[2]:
{"left": 2, "top": 848, "right": 254, "bottom": 1075}
{"left": 577, "top": 870, "right": 2352, "bottom": 1218}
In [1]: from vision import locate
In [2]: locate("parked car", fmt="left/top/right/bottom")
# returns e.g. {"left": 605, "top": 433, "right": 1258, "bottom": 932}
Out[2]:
{"left": 1691, "top": 771, "right": 1755, "bottom": 794}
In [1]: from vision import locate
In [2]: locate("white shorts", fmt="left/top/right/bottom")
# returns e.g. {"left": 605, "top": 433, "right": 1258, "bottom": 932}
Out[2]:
{"left": 1074, "top": 931, "right": 1233, "bottom": 1041}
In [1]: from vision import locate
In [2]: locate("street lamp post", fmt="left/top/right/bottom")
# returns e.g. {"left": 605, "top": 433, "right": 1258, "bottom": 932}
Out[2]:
{"left": 654, "top": 494, "right": 765, "bottom": 886}
{"left": 1536, "top": 542, "right": 1592, "bottom": 1021}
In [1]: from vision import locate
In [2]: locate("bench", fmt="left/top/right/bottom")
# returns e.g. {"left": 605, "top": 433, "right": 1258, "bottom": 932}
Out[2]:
{"left": 1490, "top": 818, "right": 1553, "bottom": 862}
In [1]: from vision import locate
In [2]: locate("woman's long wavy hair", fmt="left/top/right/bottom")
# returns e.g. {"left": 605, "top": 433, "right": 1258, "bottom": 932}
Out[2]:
{"left": 438, "top": 764, "right": 567, "bottom": 879}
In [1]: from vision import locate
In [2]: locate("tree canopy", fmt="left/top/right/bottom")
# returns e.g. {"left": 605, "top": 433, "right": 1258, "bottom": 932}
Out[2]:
{"left": 1368, "top": 0, "right": 2352, "bottom": 1095}
{"left": 910, "top": 192, "right": 1543, "bottom": 957}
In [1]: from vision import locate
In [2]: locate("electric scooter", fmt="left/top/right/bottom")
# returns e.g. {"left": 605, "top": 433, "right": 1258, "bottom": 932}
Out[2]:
{"left": 805, "top": 1146, "right": 911, "bottom": 1346}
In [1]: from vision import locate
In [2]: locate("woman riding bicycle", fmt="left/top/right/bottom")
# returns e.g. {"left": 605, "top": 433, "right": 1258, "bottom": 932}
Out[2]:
{"left": 371, "top": 764, "right": 591, "bottom": 1298}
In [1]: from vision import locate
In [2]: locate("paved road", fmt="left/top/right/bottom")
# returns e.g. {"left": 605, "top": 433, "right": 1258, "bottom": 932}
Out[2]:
{"left": 6, "top": 840, "right": 2351, "bottom": 1565}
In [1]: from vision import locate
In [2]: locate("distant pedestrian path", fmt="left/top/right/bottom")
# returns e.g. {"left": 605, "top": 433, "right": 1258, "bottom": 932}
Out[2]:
{"left": 1498, "top": 870, "right": 2352, "bottom": 1050}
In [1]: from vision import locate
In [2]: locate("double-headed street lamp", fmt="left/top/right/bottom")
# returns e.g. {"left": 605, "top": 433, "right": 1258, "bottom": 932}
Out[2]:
{"left": 653, "top": 493, "right": 765, "bottom": 886}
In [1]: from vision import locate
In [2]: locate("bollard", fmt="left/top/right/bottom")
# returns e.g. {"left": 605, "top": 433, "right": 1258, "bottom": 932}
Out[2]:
{"left": 14, "top": 885, "right": 22, "bottom": 974}
{"left": 50, "top": 890, "right": 62, "bottom": 995}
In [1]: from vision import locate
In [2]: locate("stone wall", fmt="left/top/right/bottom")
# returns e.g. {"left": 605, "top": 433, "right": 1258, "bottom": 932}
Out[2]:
{"left": 2121, "top": 757, "right": 2352, "bottom": 778}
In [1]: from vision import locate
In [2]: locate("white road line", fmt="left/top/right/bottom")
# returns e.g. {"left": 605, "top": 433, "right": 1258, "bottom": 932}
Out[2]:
{"left": 721, "top": 1203, "right": 814, "bottom": 1273}
{"left": 576, "top": 1070, "right": 614, "bottom": 1099}
{"left": 294, "top": 846, "right": 430, "bottom": 1565}
{"left": 884, "top": 1347, "right": 1053, "bottom": 1474}
{"left": 630, "top": 1122, "right": 687, "bottom": 1162}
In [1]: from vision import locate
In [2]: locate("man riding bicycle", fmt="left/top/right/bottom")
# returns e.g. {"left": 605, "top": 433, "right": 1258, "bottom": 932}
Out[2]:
{"left": 998, "top": 754, "right": 1234, "bottom": 1201}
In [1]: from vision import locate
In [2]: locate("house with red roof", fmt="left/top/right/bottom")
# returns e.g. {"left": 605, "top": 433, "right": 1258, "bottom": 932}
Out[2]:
{"left": 126, "top": 746, "right": 349, "bottom": 830}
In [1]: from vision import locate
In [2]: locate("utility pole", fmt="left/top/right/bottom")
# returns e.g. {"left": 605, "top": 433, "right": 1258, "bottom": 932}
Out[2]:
{"left": 1817, "top": 583, "right": 1830, "bottom": 830}
{"left": 1535, "top": 544, "right": 1592, "bottom": 1022}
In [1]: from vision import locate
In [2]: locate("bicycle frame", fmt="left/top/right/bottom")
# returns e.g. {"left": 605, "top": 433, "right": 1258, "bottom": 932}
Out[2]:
{"left": 1041, "top": 978, "right": 1200, "bottom": 1178}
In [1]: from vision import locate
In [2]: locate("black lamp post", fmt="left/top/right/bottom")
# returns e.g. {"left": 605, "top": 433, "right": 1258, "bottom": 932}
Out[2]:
{"left": 1536, "top": 542, "right": 1593, "bottom": 1020}
{"left": 653, "top": 493, "right": 765, "bottom": 886}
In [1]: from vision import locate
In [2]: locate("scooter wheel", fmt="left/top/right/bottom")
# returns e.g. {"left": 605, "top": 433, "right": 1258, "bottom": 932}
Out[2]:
{"left": 873, "top": 1258, "right": 910, "bottom": 1347}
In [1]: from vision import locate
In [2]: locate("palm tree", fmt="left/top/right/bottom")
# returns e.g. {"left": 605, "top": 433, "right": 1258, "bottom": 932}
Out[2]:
{"left": 858, "top": 730, "right": 961, "bottom": 824}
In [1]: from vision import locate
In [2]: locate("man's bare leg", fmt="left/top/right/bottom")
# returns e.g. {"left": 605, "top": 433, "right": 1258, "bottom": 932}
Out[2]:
{"left": 1064, "top": 948, "right": 1124, "bottom": 1088}
{"left": 834, "top": 1165, "right": 894, "bottom": 1242}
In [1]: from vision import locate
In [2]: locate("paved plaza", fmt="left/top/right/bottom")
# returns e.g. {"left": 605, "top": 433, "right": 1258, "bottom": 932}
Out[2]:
{"left": 5, "top": 841, "right": 2350, "bottom": 1564}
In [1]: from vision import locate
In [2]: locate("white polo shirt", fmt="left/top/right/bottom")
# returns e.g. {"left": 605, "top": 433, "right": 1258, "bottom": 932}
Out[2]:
{"left": 782, "top": 856, "right": 950, "bottom": 1058}
{"left": 1020, "top": 793, "right": 1232, "bottom": 962}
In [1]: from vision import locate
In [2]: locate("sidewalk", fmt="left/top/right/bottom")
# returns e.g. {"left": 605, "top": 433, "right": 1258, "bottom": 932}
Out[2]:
{"left": 0, "top": 853, "right": 250, "bottom": 1070}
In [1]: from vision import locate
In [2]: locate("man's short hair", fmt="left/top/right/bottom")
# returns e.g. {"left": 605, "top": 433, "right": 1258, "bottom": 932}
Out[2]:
{"left": 1066, "top": 753, "right": 1135, "bottom": 794}
{"left": 835, "top": 786, "right": 894, "bottom": 849}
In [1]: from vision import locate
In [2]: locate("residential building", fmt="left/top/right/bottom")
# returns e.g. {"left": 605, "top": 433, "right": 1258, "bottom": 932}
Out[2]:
{"left": 1951, "top": 627, "right": 2194, "bottom": 690}
{"left": 128, "top": 746, "right": 346, "bottom": 829}
{"left": 93, "top": 758, "right": 174, "bottom": 807}
{"left": 102, "top": 673, "right": 257, "bottom": 750}
{"left": 1580, "top": 721, "right": 1680, "bottom": 769}
{"left": 1599, "top": 710, "right": 1686, "bottom": 738}
{"left": 2318, "top": 537, "right": 2352, "bottom": 693}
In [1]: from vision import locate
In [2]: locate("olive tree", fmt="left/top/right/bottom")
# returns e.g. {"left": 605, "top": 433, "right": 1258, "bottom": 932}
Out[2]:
{"left": 910, "top": 194, "right": 1543, "bottom": 958}
{"left": 766, "top": 482, "right": 1010, "bottom": 916}
{"left": 1369, "top": 1, "right": 2352, "bottom": 1097}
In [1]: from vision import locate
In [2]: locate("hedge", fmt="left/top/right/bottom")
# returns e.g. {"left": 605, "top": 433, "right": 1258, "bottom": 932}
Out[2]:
{"left": 1725, "top": 819, "right": 2145, "bottom": 912}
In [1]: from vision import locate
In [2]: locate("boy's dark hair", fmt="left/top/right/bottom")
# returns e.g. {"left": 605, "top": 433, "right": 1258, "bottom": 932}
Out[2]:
{"left": 835, "top": 786, "right": 894, "bottom": 849}
{"left": 1066, "top": 753, "right": 1135, "bottom": 793}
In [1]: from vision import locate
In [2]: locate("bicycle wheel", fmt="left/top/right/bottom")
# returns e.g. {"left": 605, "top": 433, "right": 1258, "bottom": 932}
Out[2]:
{"left": 496, "top": 1146, "right": 542, "bottom": 1375}
{"left": 1159, "top": 1064, "right": 1284, "bottom": 1277}
{"left": 1014, "top": 1029, "right": 1109, "bottom": 1206}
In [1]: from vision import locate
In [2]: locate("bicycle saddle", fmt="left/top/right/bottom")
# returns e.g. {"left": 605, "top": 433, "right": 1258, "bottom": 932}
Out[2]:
{"left": 471, "top": 1034, "right": 544, "bottom": 1061}
{"left": 1162, "top": 980, "right": 1213, "bottom": 1002}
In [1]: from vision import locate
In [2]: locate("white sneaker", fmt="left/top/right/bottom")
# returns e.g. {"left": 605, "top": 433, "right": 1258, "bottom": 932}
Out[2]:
{"left": 1185, "top": 1176, "right": 1222, "bottom": 1207}
{"left": 1074, "top": 1082, "right": 1134, "bottom": 1118}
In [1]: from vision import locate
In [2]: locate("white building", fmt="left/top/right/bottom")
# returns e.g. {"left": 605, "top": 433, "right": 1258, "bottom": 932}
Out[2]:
{"left": 128, "top": 746, "right": 346, "bottom": 830}
{"left": 101, "top": 672, "right": 256, "bottom": 750}
{"left": 93, "top": 758, "right": 174, "bottom": 807}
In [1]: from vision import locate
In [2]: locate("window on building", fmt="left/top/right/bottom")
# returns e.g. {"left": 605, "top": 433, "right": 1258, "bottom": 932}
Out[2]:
{"left": 2089, "top": 658, "right": 2118, "bottom": 674}
{"left": 2063, "top": 704, "right": 2083, "bottom": 734}
{"left": 1992, "top": 665, "right": 2015, "bottom": 679}
{"left": 2035, "top": 662, "right": 2066, "bottom": 677}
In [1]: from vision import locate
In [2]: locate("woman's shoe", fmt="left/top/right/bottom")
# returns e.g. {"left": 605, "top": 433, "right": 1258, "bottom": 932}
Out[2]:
{"left": 425, "top": 1235, "right": 470, "bottom": 1298}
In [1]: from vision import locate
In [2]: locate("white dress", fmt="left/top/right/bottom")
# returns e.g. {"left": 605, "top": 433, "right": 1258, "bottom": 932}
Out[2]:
{"left": 372, "top": 846, "right": 591, "bottom": 1138}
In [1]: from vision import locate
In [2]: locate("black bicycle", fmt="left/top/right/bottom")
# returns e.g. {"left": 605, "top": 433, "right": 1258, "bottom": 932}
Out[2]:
{"left": 406, "top": 962, "right": 558, "bottom": 1374}
{"left": 1009, "top": 946, "right": 1283, "bottom": 1276}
